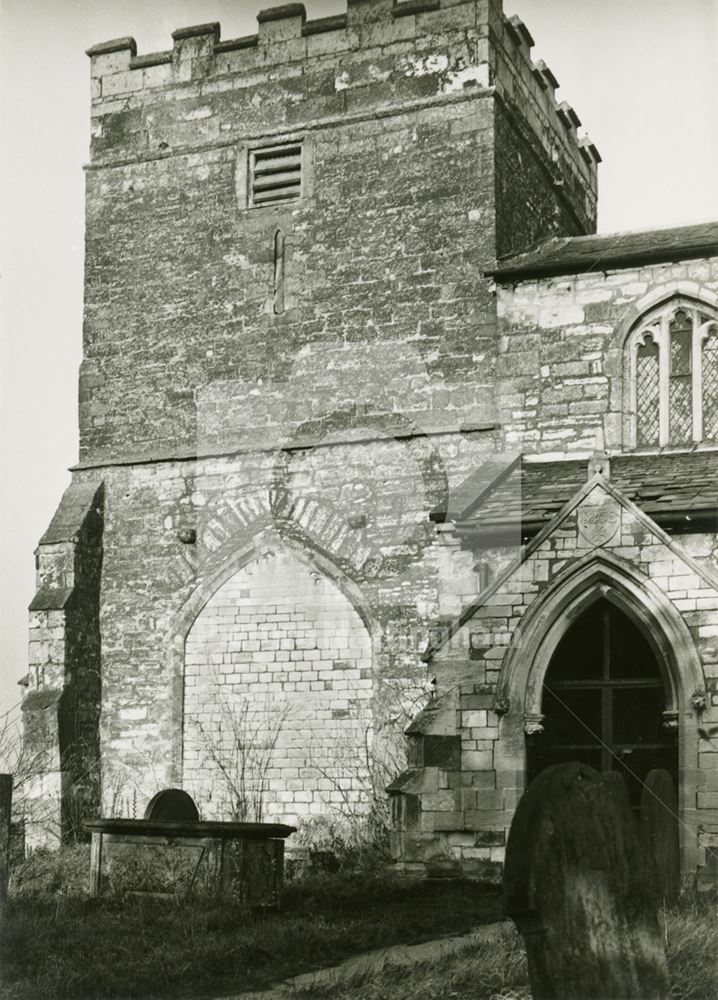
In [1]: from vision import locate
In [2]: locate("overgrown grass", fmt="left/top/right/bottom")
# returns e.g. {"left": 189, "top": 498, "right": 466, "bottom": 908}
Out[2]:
{"left": 291, "top": 899, "right": 718, "bottom": 1000}
{"left": 8, "top": 843, "right": 90, "bottom": 897}
{"left": 662, "top": 898, "right": 718, "bottom": 1000}
{"left": 2, "top": 849, "right": 502, "bottom": 1000}
{"left": 293, "top": 926, "right": 529, "bottom": 1000}
{"left": 4, "top": 847, "right": 715, "bottom": 1000}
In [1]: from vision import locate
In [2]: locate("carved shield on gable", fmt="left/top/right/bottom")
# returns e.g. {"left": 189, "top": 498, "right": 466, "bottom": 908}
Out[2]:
{"left": 578, "top": 504, "right": 620, "bottom": 547}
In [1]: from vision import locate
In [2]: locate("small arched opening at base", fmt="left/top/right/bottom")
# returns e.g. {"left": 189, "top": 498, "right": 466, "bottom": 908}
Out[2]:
{"left": 526, "top": 597, "right": 678, "bottom": 813}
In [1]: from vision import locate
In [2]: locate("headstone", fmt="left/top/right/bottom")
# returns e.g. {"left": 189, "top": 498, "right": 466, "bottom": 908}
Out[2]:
{"left": 0, "top": 774, "right": 13, "bottom": 907}
{"left": 144, "top": 788, "right": 199, "bottom": 823}
{"left": 641, "top": 768, "right": 680, "bottom": 904}
{"left": 504, "top": 762, "right": 670, "bottom": 1000}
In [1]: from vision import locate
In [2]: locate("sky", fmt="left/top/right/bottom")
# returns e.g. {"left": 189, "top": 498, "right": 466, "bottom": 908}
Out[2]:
{"left": 0, "top": 0, "right": 717, "bottom": 716}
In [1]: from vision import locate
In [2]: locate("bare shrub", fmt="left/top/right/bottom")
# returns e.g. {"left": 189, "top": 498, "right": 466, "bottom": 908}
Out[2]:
{"left": 0, "top": 710, "right": 48, "bottom": 808}
{"left": 0, "top": 704, "right": 108, "bottom": 845}
{"left": 188, "top": 686, "right": 290, "bottom": 822}
{"left": 303, "top": 681, "right": 428, "bottom": 865}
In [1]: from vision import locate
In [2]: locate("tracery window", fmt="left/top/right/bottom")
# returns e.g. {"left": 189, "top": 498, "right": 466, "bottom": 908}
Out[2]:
{"left": 626, "top": 300, "right": 718, "bottom": 447}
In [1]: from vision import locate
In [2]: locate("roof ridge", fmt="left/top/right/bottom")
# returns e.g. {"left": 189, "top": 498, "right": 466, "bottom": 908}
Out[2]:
{"left": 425, "top": 474, "right": 718, "bottom": 661}
{"left": 488, "top": 219, "right": 718, "bottom": 280}
{"left": 559, "top": 219, "right": 718, "bottom": 245}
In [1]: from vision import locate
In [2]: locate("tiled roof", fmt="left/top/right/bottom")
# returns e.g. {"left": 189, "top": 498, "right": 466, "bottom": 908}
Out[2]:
{"left": 454, "top": 451, "right": 718, "bottom": 539}
{"left": 436, "top": 453, "right": 520, "bottom": 521}
{"left": 487, "top": 221, "right": 718, "bottom": 281}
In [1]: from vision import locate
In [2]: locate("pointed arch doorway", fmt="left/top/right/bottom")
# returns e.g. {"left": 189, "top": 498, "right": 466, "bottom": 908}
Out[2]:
{"left": 527, "top": 597, "right": 678, "bottom": 812}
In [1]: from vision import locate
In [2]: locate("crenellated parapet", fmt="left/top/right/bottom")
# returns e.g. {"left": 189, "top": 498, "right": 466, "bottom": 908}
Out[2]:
{"left": 490, "top": 11, "right": 599, "bottom": 222}
{"left": 85, "top": 0, "right": 598, "bottom": 211}
{"left": 86, "top": 0, "right": 491, "bottom": 162}
{"left": 78, "top": 0, "right": 599, "bottom": 465}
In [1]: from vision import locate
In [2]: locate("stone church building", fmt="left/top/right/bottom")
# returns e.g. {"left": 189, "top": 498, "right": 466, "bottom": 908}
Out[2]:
{"left": 24, "top": 0, "right": 718, "bottom": 884}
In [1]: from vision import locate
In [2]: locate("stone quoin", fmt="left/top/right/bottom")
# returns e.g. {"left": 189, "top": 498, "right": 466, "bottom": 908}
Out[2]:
{"left": 23, "top": 0, "right": 718, "bottom": 887}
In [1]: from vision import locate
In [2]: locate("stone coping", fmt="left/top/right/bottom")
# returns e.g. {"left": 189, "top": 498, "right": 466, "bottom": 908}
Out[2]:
{"left": 85, "top": 818, "right": 297, "bottom": 840}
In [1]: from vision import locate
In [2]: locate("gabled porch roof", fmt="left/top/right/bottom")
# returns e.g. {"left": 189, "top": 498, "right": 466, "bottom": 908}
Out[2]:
{"left": 437, "top": 450, "right": 718, "bottom": 546}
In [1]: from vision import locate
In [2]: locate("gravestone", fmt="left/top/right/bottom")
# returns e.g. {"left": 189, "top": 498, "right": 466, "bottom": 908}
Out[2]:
{"left": 504, "top": 762, "right": 670, "bottom": 1000}
{"left": 144, "top": 788, "right": 199, "bottom": 822}
{"left": 641, "top": 768, "right": 680, "bottom": 905}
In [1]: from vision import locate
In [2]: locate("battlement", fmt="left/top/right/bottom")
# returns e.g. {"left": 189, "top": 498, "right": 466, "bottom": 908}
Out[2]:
{"left": 490, "top": 10, "right": 600, "bottom": 219}
{"left": 86, "top": 0, "right": 598, "bottom": 200}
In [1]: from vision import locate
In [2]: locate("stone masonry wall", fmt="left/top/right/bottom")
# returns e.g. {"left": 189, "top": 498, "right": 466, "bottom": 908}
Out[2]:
{"left": 183, "top": 548, "right": 373, "bottom": 825}
{"left": 488, "top": 9, "right": 598, "bottom": 237}
{"left": 81, "top": 83, "right": 499, "bottom": 464}
{"left": 90, "top": 426, "right": 493, "bottom": 815}
{"left": 495, "top": 259, "right": 718, "bottom": 456}
{"left": 79, "top": 0, "right": 597, "bottom": 465}
{"left": 406, "top": 481, "right": 718, "bottom": 880}
{"left": 494, "top": 101, "right": 588, "bottom": 260}
{"left": 28, "top": 0, "right": 601, "bottom": 840}
{"left": 23, "top": 483, "right": 104, "bottom": 846}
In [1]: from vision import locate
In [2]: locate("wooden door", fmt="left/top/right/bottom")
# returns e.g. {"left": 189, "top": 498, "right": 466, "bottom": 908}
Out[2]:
{"left": 528, "top": 599, "right": 678, "bottom": 813}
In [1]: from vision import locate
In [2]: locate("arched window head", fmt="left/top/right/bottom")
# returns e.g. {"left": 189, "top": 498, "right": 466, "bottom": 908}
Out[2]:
{"left": 625, "top": 299, "right": 718, "bottom": 448}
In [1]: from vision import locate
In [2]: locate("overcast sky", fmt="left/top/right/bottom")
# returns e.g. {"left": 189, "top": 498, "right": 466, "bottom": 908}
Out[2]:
{"left": 1, "top": 0, "right": 717, "bottom": 715}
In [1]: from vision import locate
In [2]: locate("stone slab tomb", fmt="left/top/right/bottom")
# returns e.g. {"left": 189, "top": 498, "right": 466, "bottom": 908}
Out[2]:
{"left": 87, "top": 789, "right": 295, "bottom": 906}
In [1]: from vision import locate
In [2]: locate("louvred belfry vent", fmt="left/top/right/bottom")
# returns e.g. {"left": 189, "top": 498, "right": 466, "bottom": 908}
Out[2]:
{"left": 249, "top": 143, "right": 302, "bottom": 207}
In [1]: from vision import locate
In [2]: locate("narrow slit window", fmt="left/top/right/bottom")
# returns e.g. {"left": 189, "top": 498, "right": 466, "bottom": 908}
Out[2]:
{"left": 249, "top": 143, "right": 302, "bottom": 208}
{"left": 273, "top": 229, "right": 286, "bottom": 315}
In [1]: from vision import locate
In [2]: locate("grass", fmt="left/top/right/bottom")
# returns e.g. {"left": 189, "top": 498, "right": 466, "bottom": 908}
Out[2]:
{"left": 290, "top": 899, "right": 718, "bottom": 1000}
{"left": 1, "top": 849, "right": 503, "bottom": 1000}
{"left": 3, "top": 847, "right": 715, "bottom": 1000}
{"left": 292, "top": 925, "right": 529, "bottom": 1000}
{"left": 662, "top": 900, "right": 718, "bottom": 1000}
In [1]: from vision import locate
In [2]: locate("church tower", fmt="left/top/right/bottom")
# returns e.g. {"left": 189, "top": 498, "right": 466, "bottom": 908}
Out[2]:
{"left": 24, "top": 0, "right": 599, "bottom": 846}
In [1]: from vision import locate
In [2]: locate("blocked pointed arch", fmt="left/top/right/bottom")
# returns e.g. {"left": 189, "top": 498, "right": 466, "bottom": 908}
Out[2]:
{"left": 171, "top": 529, "right": 376, "bottom": 645}
{"left": 164, "top": 529, "right": 377, "bottom": 783}
{"left": 496, "top": 549, "right": 705, "bottom": 719}
{"left": 618, "top": 285, "right": 718, "bottom": 448}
